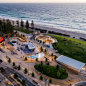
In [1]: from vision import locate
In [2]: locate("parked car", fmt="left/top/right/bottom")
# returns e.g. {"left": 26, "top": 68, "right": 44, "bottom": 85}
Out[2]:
{"left": 13, "top": 66, "right": 18, "bottom": 69}
{"left": 17, "top": 47, "right": 20, "bottom": 51}
{"left": 8, "top": 42, "right": 14, "bottom": 46}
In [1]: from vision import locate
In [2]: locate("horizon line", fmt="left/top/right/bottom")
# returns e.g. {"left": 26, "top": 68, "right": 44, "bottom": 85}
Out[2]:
{"left": 0, "top": 2, "right": 86, "bottom": 3}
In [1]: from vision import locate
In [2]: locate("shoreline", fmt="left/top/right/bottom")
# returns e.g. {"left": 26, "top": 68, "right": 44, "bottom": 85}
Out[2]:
{"left": 34, "top": 24, "right": 86, "bottom": 39}
{"left": 1, "top": 18, "right": 86, "bottom": 39}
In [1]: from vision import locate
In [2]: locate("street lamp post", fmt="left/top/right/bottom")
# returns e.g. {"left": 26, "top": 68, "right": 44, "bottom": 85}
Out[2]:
{"left": 28, "top": 63, "right": 29, "bottom": 75}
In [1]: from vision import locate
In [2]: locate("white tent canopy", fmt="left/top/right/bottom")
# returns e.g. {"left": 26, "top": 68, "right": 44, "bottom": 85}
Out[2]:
{"left": 56, "top": 55, "right": 85, "bottom": 72}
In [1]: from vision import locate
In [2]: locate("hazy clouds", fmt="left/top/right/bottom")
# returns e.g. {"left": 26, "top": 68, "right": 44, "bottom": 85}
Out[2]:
{"left": 0, "top": 0, "right": 86, "bottom": 3}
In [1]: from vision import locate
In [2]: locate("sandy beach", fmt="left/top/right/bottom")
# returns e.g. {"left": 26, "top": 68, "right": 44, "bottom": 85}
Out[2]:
{"left": 34, "top": 24, "right": 86, "bottom": 39}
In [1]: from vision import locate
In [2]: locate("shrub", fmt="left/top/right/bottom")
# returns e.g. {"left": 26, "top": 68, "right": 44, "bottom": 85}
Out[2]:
{"left": 46, "top": 68, "right": 50, "bottom": 75}
{"left": 46, "top": 62, "right": 50, "bottom": 66}
{"left": 40, "top": 40, "right": 42, "bottom": 43}
{"left": 25, "top": 57, "right": 27, "bottom": 61}
{"left": 21, "top": 79, "right": 26, "bottom": 86}
{"left": 40, "top": 75, "right": 43, "bottom": 80}
{"left": 34, "top": 64, "right": 68, "bottom": 79}
{"left": 31, "top": 72, "right": 34, "bottom": 77}
{"left": 41, "top": 61, "right": 43, "bottom": 65}
{"left": 45, "top": 49, "right": 47, "bottom": 53}
{"left": 43, "top": 41, "right": 45, "bottom": 44}
{"left": 14, "top": 73, "right": 18, "bottom": 79}
{"left": 36, "top": 58, "right": 38, "bottom": 62}
{"left": 57, "top": 71, "right": 61, "bottom": 78}
{"left": 56, "top": 65, "right": 59, "bottom": 70}
{"left": 8, "top": 58, "right": 11, "bottom": 63}
{"left": 40, "top": 46, "right": 43, "bottom": 52}
{"left": 18, "top": 65, "right": 21, "bottom": 70}
{"left": 49, "top": 78, "right": 52, "bottom": 83}
{"left": 24, "top": 68, "right": 28, "bottom": 74}
{"left": 54, "top": 55, "right": 57, "bottom": 60}
{"left": 13, "top": 62, "right": 15, "bottom": 66}
{"left": 45, "top": 58, "right": 47, "bottom": 62}
{"left": 63, "top": 69, "right": 67, "bottom": 75}
{"left": 51, "top": 53, "right": 53, "bottom": 56}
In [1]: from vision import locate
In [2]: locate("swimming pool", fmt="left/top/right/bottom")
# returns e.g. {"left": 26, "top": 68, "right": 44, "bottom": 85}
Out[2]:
{"left": 29, "top": 53, "right": 44, "bottom": 59}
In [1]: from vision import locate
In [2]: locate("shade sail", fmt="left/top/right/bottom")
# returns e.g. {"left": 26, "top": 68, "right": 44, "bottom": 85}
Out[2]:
{"left": 56, "top": 55, "right": 85, "bottom": 72}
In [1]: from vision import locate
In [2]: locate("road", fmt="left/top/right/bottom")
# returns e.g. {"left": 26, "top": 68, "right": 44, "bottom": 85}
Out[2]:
{"left": 0, "top": 33, "right": 60, "bottom": 86}
{"left": 0, "top": 51, "right": 36, "bottom": 86}
{"left": 4, "top": 67, "right": 35, "bottom": 86}
{"left": 1, "top": 67, "right": 20, "bottom": 86}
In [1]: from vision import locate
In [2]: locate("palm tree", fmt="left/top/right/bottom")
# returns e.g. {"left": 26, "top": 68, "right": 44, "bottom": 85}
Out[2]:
{"left": 31, "top": 20, "right": 34, "bottom": 30}
{"left": 0, "top": 19, "right": 13, "bottom": 34}
{"left": 20, "top": 20, "right": 24, "bottom": 30}
{"left": 16, "top": 20, "right": 19, "bottom": 28}
{"left": 0, "top": 20, "right": 2, "bottom": 32}
{"left": 25, "top": 20, "right": 29, "bottom": 30}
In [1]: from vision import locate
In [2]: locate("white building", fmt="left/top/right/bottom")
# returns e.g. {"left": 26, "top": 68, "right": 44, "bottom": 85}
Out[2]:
{"left": 24, "top": 42, "right": 35, "bottom": 51}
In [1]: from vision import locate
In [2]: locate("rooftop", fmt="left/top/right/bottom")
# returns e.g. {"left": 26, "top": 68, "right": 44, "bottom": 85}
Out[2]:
{"left": 56, "top": 55, "right": 85, "bottom": 71}
{"left": 24, "top": 42, "right": 35, "bottom": 50}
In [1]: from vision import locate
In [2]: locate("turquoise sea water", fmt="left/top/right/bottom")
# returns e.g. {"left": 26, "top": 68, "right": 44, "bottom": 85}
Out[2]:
{"left": 0, "top": 3, "right": 86, "bottom": 33}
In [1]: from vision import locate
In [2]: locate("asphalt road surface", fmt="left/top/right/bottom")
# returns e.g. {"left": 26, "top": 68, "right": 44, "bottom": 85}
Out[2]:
{"left": 1, "top": 67, "right": 35, "bottom": 86}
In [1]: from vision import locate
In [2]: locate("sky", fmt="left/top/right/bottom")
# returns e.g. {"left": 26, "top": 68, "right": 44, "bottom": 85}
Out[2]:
{"left": 0, "top": 0, "right": 86, "bottom": 3}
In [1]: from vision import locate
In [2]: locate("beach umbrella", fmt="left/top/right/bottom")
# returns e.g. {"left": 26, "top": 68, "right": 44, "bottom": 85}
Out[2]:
{"left": 0, "top": 37, "right": 5, "bottom": 43}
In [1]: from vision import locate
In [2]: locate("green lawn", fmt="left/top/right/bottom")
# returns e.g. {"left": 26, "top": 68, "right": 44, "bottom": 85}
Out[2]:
{"left": 46, "top": 34, "right": 86, "bottom": 63}
{"left": 34, "top": 64, "right": 68, "bottom": 79}
{"left": 14, "top": 28, "right": 33, "bottom": 34}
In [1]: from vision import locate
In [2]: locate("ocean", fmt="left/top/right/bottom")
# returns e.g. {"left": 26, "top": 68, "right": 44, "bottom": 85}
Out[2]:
{"left": 0, "top": 3, "right": 86, "bottom": 33}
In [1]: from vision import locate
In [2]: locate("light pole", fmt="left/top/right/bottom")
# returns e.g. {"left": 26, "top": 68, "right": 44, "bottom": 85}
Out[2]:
{"left": 28, "top": 63, "right": 29, "bottom": 75}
